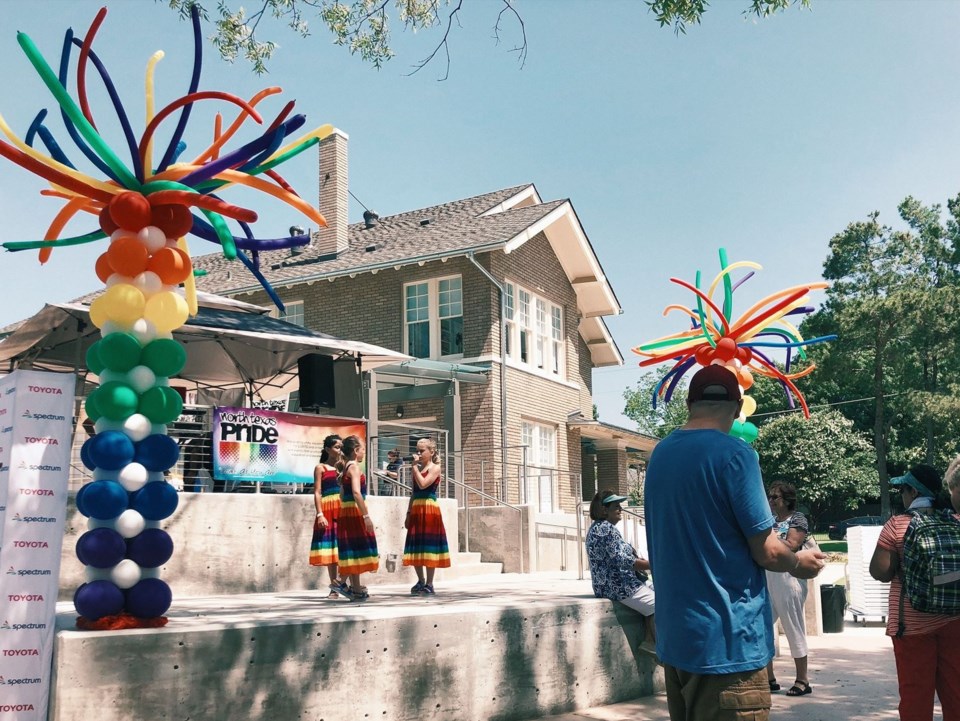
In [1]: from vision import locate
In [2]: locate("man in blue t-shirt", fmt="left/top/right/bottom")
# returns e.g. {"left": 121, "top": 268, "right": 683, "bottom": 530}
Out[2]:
{"left": 645, "top": 365, "right": 825, "bottom": 721}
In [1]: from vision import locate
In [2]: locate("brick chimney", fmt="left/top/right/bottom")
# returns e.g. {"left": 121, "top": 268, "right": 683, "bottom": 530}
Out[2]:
{"left": 315, "top": 128, "right": 349, "bottom": 256}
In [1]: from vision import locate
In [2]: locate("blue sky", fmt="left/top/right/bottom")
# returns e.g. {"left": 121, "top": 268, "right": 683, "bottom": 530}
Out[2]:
{"left": 1, "top": 1, "right": 960, "bottom": 428}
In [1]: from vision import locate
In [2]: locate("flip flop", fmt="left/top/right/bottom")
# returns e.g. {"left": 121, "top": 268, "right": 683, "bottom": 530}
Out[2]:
{"left": 786, "top": 681, "right": 812, "bottom": 696}
{"left": 769, "top": 679, "right": 780, "bottom": 692}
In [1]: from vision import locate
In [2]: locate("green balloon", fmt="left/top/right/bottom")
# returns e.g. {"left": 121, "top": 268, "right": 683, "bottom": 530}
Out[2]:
{"left": 141, "top": 339, "right": 187, "bottom": 378}
{"left": 730, "top": 420, "right": 744, "bottom": 439}
{"left": 84, "top": 392, "right": 102, "bottom": 423}
{"left": 741, "top": 421, "right": 759, "bottom": 444}
{"left": 98, "top": 332, "right": 143, "bottom": 373}
{"left": 138, "top": 386, "right": 183, "bottom": 424}
{"left": 96, "top": 381, "right": 139, "bottom": 421}
{"left": 85, "top": 341, "right": 106, "bottom": 375}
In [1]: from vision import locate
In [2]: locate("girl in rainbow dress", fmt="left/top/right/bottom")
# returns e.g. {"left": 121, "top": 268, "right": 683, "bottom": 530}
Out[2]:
{"left": 309, "top": 434, "right": 342, "bottom": 598}
{"left": 403, "top": 437, "right": 451, "bottom": 595}
{"left": 333, "top": 435, "right": 379, "bottom": 600}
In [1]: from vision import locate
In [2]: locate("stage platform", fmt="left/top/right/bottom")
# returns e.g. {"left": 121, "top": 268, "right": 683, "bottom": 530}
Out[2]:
{"left": 49, "top": 573, "right": 661, "bottom": 721}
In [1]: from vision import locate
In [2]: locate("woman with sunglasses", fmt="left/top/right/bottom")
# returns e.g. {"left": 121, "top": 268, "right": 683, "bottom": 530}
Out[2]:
{"left": 765, "top": 481, "right": 813, "bottom": 697}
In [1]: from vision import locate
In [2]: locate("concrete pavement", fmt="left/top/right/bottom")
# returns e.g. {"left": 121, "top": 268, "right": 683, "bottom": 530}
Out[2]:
{"left": 537, "top": 616, "right": 930, "bottom": 721}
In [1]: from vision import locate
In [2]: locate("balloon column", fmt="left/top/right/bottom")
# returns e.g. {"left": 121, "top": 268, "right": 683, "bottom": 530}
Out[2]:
{"left": 632, "top": 249, "right": 836, "bottom": 443}
{"left": 0, "top": 7, "right": 330, "bottom": 629}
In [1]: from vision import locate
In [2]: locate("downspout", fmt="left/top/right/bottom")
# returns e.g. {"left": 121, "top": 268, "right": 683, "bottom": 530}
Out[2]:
{"left": 466, "top": 252, "right": 509, "bottom": 501}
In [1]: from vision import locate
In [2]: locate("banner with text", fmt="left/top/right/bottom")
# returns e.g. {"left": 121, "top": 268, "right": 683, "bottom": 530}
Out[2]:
{"left": 0, "top": 370, "right": 76, "bottom": 721}
{"left": 212, "top": 408, "right": 365, "bottom": 484}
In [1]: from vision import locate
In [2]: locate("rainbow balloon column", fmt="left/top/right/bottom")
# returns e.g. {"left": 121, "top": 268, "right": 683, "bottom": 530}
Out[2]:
{"left": 632, "top": 248, "right": 836, "bottom": 442}
{"left": 0, "top": 6, "right": 329, "bottom": 627}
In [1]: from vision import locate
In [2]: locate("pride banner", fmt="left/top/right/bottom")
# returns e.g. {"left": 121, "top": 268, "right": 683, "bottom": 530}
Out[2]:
{"left": 212, "top": 408, "right": 365, "bottom": 485}
{"left": 0, "top": 369, "right": 75, "bottom": 721}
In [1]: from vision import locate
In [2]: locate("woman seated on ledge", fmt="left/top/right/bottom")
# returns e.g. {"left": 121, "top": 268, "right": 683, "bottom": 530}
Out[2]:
{"left": 585, "top": 489, "right": 657, "bottom": 658}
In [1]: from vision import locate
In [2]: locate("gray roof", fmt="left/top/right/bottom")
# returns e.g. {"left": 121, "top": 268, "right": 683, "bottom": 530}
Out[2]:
{"left": 192, "top": 184, "right": 566, "bottom": 295}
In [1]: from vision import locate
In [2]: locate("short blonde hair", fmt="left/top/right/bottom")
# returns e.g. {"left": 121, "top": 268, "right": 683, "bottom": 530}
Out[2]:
{"left": 946, "top": 455, "right": 960, "bottom": 491}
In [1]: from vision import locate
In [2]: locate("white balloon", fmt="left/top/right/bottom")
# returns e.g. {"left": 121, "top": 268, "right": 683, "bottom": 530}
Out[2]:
{"left": 150, "top": 424, "right": 169, "bottom": 436}
{"left": 147, "top": 472, "right": 166, "bottom": 484}
{"left": 140, "top": 566, "right": 161, "bottom": 579}
{"left": 101, "top": 321, "right": 123, "bottom": 336}
{"left": 94, "top": 417, "right": 124, "bottom": 434}
{"left": 111, "top": 229, "right": 137, "bottom": 244}
{"left": 118, "top": 462, "right": 149, "bottom": 492}
{"left": 98, "top": 369, "right": 125, "bottom": 385}
{"left": 110, "top": 559, "right": 142, "bottom": 590}
{"left": 122, "top": 413, "right": 153, "bottom": 442}
{"left": 726, "top": 359, "right": 743, "bottom": 371}
{"left": 137, "top": 226, "right": 167, "bottom": 253}
{"left": 85, "top": 566, "right": 113, "bottom": 582}
{"left": 155, "top": 377, "right": 170, "bottom": 387}
{"left": 93, "top": 468, "right": 120, "bottom": 482}
{"left": 88, "top": 516, "right": 118, "bottom": 531}
{"left": 133, "top": 271, "right": 163, "bottom": 297}
{"left": 143, "top": 519, "right": 162, "bottom": 530}
{"left": 156, "top": 331, "right": 173, "bottom": 340}
{"left": 738, "top": 413, "right": 747, "bottom": 423}
{"left": 127, "top": 367, "right": 157, "bottom": 395}
{"left": 115, "top": 509, "right": 146, "bottom": 538}
{"left": 106, "top": 273, "right": 135, "bottom": 288}
{"left": 131, "top": 318, "right": 158, "bottom": 345}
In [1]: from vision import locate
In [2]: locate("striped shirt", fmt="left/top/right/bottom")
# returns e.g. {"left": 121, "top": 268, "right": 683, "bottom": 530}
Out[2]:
{"left": 877, "top": 513, "right": 959, "bottom": 637}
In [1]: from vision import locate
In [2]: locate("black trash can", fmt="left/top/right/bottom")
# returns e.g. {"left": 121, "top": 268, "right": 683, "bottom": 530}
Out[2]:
{"left": 820, "top": 584, "right": 846, "bottom": 633}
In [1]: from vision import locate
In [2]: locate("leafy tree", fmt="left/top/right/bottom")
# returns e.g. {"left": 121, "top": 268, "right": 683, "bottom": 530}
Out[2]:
{"left": 164, "top": 0, "right": 811, "bottom": 75}
{"left": 623, "top": 367, "right": 689, "bottom": 438}
{"left": 755, "top": 409, "right": 877, "bottom": 527}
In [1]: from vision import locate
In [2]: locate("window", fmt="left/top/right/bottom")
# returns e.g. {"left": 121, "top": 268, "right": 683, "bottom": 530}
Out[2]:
{"left": 521, "top": 421, "right": 556, "bottom": 513}
{"left": 404, "top": 276, "right": 463, "bottom": 359}
{"left": 504, "top": 283, "right": 564, "bottom": 376}
{"left": 272, "top": 300, "right": 304, "bottom": 327}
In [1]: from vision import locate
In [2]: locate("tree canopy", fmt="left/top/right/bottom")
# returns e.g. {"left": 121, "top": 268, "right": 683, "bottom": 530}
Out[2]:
{"left": 623, "top": 368, "right": 689, "bottom": 439}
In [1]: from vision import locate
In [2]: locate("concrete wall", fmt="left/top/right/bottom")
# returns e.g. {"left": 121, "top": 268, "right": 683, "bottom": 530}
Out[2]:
{"left": 50, "top": 594, "right": 661, "bottom": 721}
{"left": 59, "top": 493, "right": 460, "bottom": 599}
{"left": 458, "top": 505, "right": 532, "bottom": 574}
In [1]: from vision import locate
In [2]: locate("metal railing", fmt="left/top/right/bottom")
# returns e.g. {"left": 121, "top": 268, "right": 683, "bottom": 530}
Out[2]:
{"left": 534, "top": 521, "right": 576, "bottom": 572}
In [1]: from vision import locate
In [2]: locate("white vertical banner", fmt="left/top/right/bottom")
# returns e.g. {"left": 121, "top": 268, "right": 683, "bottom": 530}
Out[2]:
{"left": 0, "top": 370, "right": 75, "bottom": 721}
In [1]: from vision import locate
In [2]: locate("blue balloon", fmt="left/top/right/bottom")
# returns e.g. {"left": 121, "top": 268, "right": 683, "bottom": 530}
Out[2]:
{"left": 76, "top": 527, "right": 127, "bottom": 568}
{"left": 80, "top": 437, "right": 95, "bottom": 471}
{"left": 82, "top": 480, "right": 129, "bottom": 520}
{"left": 74, "top": 580, "right": 125, "bottom": 620}
{"left": 134, "top": 434, "right": 180, "bottom": 472}
{"left": 75, "top": 482, "right": 90, "bottom": 517}
{"left": 124, "top": 578, "right": 172, "bottom": 618}
{"left": 131, "top": 481, "right": 179, "bottom": 521}
{"left": 88, "top": 431, "right": 135, "bottom": 471}
{"left": 126, "top": 528, "right": 174, "bottom": 567}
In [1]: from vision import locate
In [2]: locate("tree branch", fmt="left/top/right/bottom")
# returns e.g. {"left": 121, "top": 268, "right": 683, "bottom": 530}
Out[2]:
{"left": 407, "top": 0, "right": 463, "bottom": 80}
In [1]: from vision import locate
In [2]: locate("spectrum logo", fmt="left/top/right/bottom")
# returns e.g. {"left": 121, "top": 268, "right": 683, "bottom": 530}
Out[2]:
{"left": 11, "top": 513, "right": 57, "bottom": 524}
{"left": 27, "top": 386, "right": 63, "bottom": 395}
{"left": 21, "top": 410, "right": 66, "bottom": 421}
{"left": 0, "top": 678, "right": 43, "bottom": 686}
{"left": 6, "top": 567, "right": 51, "bottom": 577}
{"left": 0, "top": 620, "right": 47, "bottom": 630}
{"left": 23, "top": 437, "right": 59, "bottom": 445}
{"left": 17, "top": 462, "right": 63, "bottom": 472}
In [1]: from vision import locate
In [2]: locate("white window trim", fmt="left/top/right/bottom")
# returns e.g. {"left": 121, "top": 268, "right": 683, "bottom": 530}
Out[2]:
{"left": 271, "top": 300, "right": 305, "bottom": 327}
{"left": 504, "top": 281, "right": 564, "bottom": 378}
{"left": 521, "top": 419, "right": 557, "bottom": 513}
{"left": 403, "top": 275, "right": 464, "bottom": 360}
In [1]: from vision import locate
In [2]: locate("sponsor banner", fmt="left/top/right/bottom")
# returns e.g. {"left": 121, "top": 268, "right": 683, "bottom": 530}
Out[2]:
{"left": 212, "top": 408, "right": 365, "bottom": 484}
{"left": 0, "top": 370, "right": 74, "bottom": 721}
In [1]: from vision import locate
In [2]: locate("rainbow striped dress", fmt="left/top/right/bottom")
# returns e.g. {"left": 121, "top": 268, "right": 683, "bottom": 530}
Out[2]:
{"left": 309, "top": 467, "right": 340, "bottom": 566}
{"left": 402, "top": 477, "right": 451, "bottom": 568}
{"left": 336, "top": 463, "right": 379, "bottom": 574}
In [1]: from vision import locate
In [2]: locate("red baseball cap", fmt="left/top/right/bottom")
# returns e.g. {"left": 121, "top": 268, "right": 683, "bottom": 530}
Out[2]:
{"left": 687, "top": 365, "right": 742, "bottom": 403}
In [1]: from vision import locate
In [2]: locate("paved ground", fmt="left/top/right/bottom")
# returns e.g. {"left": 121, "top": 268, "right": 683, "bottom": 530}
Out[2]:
{"left": 537, "top": 615, "right": 930, "bottom": 721}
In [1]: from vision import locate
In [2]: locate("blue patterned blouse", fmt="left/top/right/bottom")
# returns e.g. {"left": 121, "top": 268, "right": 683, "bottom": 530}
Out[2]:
{"left": 585, "top": 520, "right": 642, "bottom": 601}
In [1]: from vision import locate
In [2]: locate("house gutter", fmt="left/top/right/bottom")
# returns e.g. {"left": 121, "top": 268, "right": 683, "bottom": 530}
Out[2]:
{"left": 466, "top": 251, "right": 509, "bottom": 502}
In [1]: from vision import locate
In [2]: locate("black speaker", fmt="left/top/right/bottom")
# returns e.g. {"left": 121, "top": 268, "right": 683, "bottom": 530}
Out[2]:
{"left": 298, "top": 354, "right": 336, "bottom": 409}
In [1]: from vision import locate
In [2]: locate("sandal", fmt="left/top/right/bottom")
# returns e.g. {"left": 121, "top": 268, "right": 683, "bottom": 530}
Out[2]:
{"left": 785, "top": 680, "right": 812, "bottom": 696}
{"left": 769, "top": 679, "right": 780, "bottom": 692}
{"left": 327, "top": 590, "right": 340, "bottom": 599}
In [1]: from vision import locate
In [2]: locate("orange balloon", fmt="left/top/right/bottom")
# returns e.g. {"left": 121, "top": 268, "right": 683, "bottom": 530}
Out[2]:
{"left": 147, "top": 247, "right": 192, "bottom": 285}
{"left": 95, "top": 252, "right": 115, "bottom": 283}
{"left": 738, "top": 368, "right": 754, "bottom": 390}
{"left": 106, "top": 236, "right": 149, "bottom": 277}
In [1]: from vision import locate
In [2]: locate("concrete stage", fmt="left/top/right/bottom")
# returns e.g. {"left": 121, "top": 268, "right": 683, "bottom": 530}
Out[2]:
{"left": 50, "top": 573, "right": 661, "bottom": 721}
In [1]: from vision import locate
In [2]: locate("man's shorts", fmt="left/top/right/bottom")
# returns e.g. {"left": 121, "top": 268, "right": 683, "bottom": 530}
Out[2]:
{"left": 664, "top": 664, "right": 770, "bottom": 721}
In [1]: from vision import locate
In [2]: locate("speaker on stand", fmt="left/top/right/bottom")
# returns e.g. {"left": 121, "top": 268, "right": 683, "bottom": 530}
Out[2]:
{"left": 297, "top": 354, "right": 336, "bottom": 409}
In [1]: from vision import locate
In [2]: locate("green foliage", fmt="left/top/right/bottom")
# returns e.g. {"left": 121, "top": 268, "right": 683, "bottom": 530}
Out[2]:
{"left": 755, "top": 409, "right": 877, "bottom": 526}
{"left": 623, "top": 367, "right": 689, "bottom": 438}
{"left": 646, "top": 0, "right": 811, "bottom": 34}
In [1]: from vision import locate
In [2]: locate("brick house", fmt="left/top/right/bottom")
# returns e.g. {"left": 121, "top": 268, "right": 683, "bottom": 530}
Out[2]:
{"left": 192, "top": 129, "right": 656, "bottom": 515}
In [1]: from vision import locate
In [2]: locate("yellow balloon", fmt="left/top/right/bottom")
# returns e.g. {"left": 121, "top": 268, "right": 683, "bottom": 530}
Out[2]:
{"left": 88, "top": 296, "right": 108, "bottom": 329}
{"left": 742, "top": 395, "right": 757, "bottom": 417}
{"left": 144, "top": 290, "right": 189, "bottom": 333}
{"left": 102, "top": 284, "right": 146, "bottom": 326}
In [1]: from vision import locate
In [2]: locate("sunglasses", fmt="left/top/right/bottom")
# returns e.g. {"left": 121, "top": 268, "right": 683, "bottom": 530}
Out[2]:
{"left": 767, "top": 494, "right": 782, "bottom": 500}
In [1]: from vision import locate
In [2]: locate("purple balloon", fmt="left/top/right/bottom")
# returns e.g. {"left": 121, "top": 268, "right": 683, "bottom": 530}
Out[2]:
{"left": 126, "top": 528, "right": 174, "bottom": 568}
{"left": 76, "top": 527, "right": 126, "bottom": 568}
{"left": 124, "top": 578, "right": 172, "bottom": 618}
{"left": 74, "top": 580, "right": 124, "bottom": 620}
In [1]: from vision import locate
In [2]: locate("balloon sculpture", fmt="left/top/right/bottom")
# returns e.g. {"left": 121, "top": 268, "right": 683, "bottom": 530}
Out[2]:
{"left": 632, "top": 249, "right": 836, "bottom": 443}
{"left": 0, "top": 6, "right": 330, "bottom": 629}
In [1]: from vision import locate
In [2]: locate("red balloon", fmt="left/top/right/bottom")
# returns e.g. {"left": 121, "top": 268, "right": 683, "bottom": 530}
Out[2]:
{"left": 109, "top": 192, "right": 152, "bottom": 232}
{"left": 95, "top": 252, "right": 114, "bottom": 283}
{"left": 98, "top": 205, "right": 118, "bottom": 235}
{"left": 736, "top": 346, "right": 753, "bottom": 364}
{"left": 694, "top": 345, "right": 714, "bottom": 367}
{"left": 714, "top": 337, "right": 738, "bottom": 363}
{"left": 147, "top": 247, "right": 192, "bottom": 285}
{"left": 106, "top": 236, "right": 149, "bottom": 277}
{"left": 150, "top": 204, "right": 193, "bottom": 238}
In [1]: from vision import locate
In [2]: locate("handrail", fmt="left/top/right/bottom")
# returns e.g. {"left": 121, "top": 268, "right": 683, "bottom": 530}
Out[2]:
{"left": 534, "top": 520, "right": 576, "bottom": 571}
{"left": 443, "top": 472, "right": 524, "bottom": 573}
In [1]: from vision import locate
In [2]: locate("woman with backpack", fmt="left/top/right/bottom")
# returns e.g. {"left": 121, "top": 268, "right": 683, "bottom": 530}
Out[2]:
{"left": 869, "top": 464, "right": 960, "bottom": 721}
